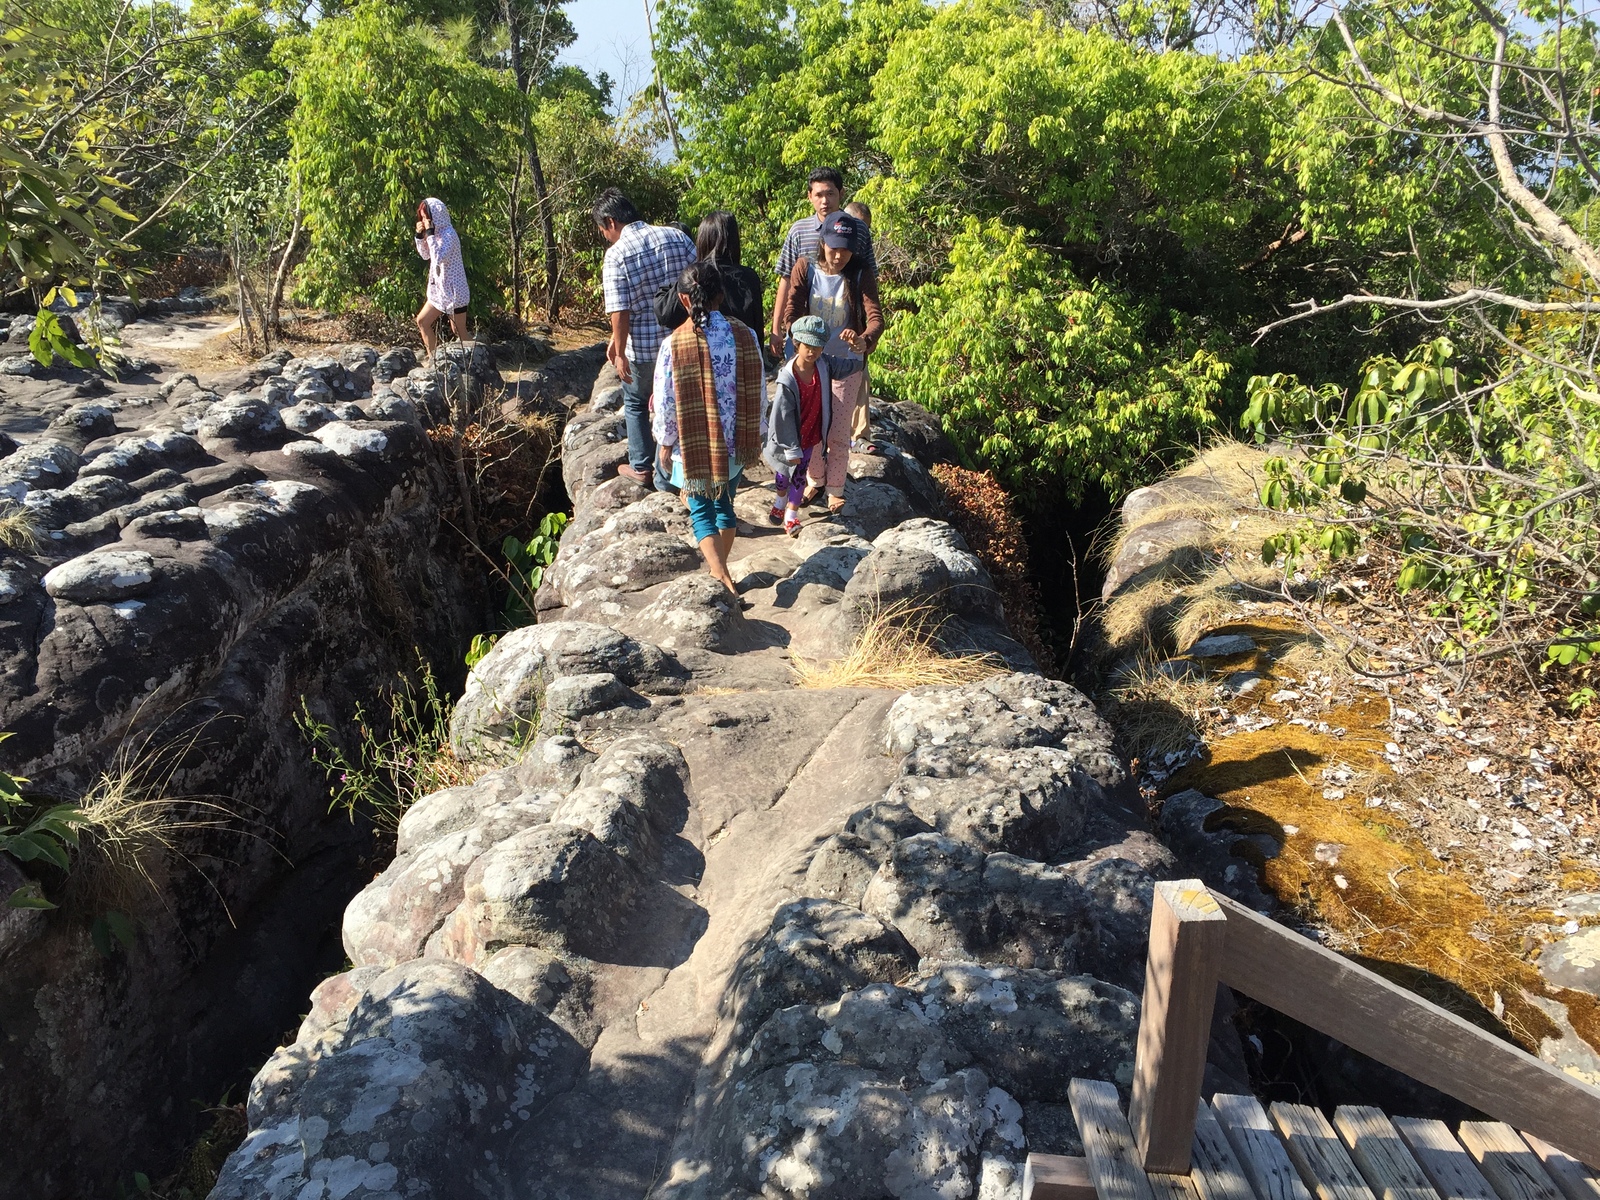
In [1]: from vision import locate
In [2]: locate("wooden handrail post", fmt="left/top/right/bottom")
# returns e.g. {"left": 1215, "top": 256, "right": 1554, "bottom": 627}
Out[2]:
{"left": 1129, "top": 879, "right": 1229, "bottom": 1174}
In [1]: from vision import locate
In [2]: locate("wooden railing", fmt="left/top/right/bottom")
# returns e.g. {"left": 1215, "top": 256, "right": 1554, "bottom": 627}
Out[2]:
{"left": 1040, "top": 879, "right": 1600, "bottom": 1188}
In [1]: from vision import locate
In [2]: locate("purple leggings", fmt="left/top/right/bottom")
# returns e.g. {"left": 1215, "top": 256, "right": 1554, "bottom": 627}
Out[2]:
{"left": 773, "top": 446, "right": 817, "bottom": 508}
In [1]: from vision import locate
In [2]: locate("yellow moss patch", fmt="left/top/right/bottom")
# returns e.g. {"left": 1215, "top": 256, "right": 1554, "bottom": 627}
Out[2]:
{"left": 1164, "top": 658, "right": 1600, "bottom": 1060}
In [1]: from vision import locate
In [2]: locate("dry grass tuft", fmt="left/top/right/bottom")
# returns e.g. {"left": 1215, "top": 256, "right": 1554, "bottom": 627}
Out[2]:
{"left": 69, "top": 723, "right": 264, "bottom": 915}
{"left": 1101, "top": 656, "right": 1216, "bottom": 766}
{"left": 0, "top": 503, "right": 43, "bottom": 554}
{"left": 794, "top": 601, "right": 1005, "bottom": 691}
{"left": 1169, "top": 561, "right": 1285, "bottom": 651}
{"left": 1102, "top": 576, "right": 1181, "bottom": 653}
{"left": 1176, "top": 438, "right": 1274, "bottom": 497}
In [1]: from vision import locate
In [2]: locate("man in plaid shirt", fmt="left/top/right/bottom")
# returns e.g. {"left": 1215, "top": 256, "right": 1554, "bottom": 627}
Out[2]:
{"left": 595, "top": 188, "right": 697, "bottom": 488}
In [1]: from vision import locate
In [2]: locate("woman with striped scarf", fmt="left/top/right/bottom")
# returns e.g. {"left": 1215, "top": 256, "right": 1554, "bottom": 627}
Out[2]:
{"left": 651, "top": 262, "right": 765, "bottom": 595}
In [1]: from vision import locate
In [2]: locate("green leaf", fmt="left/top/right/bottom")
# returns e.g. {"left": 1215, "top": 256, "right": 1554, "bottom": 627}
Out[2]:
{"left": 6, "top": 883, "right": 55, "bottom": 910}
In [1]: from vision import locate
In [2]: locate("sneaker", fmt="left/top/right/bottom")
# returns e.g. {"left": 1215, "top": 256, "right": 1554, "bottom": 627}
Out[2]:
{"left": 616, "top": 464, "right": 650, "bottom": 484}
{"left": 850, "top": 439, "right": 879, "bottom": 454}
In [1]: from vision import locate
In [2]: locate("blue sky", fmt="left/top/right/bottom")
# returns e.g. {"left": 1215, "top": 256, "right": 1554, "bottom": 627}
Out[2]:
{"left": 560, "top": 0, "right": 657, "bottom": 113}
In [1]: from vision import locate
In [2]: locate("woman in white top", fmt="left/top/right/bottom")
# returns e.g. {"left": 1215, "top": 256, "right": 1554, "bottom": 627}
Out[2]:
{"left": 413, "top": 197, "right": 469, "bottom": 357}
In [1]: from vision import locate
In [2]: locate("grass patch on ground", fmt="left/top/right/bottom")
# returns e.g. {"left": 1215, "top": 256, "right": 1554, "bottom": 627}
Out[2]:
{"left": 0, "top": 503, "right": 43, "bottom": 553}
{"left": 793, "top": 602, "right": 1004, "bottom": 691}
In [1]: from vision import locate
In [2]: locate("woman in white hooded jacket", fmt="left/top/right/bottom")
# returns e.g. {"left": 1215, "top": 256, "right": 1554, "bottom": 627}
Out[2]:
{"left": 414, "top": 197, "right": 470, "bottom": 356}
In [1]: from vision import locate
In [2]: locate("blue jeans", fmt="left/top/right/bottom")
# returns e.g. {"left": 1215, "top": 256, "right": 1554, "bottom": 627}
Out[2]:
{"left": 685, "top": 475, "right": 740, "bottom": 543}
{"left": 622, "top": 355, "right": 656, "bottom": 476}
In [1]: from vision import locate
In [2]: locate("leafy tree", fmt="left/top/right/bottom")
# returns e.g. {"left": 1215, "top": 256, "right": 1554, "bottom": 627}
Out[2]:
{"left": 878, "top": 219, "right": 1230, "bottom": 502}
{"left": 287, "top": 1, "right": 520, "bottom": 317}
{"left": 0, "top": 21, "right": 138, "bottom": 304}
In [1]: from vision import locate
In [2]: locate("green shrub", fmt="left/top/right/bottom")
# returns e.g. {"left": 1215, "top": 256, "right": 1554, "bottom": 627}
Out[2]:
{"left": 1242, "top": 327, "right": 1600, "bottom": 686}
{"left": 296, "top": 664, "right": 482, "bottom": 834}
{"left": 877, "top": 218, "right": 1230, "bottom": 502}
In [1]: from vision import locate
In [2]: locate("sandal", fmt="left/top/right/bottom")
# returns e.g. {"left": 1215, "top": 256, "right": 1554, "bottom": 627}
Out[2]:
{"left": 828, "top": 497, "right": 847, "bottom": 514}
{"left": 800, "top": 485, "right": 824, "bottom": 507}
{"left": 766, "top": 504, "right": 785, "bottom": 525}
{"left": 783, "top": 510, "right": 803, "bottom": 537}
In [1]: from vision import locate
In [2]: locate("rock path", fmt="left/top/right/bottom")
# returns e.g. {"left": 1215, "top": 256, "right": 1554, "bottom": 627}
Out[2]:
{"left": 211, "top": 366, "right": 1193, "bottom": 1200}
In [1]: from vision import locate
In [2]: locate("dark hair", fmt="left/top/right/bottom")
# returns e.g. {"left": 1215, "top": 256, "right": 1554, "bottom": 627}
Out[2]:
{"left": 676, "top": 262, "right": 725, "bottom": 331}
{"left": 695, "top": 210, "right": 741, "bottom": 266}
{"left": 806, "top": 167, "right": 844, "bottom": 193}
{"left": 844, "top": 200, "right": 872, "bottom": 227}
{"left": 592, "top": 187, "right": 641, "bottom": 227}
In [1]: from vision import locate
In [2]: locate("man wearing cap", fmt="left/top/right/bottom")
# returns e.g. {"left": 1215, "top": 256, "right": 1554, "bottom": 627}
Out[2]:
{"left": 769, "top": 167, "right": 876, "bottom": 359}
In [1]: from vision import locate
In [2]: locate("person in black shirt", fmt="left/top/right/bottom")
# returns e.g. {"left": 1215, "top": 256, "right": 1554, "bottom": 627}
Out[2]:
{"left": 656, "top": 211, "right": 765, "bottom": 338}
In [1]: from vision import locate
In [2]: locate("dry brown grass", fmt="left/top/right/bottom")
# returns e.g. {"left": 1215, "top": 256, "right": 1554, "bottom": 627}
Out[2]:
{"left": 1102, "top": 576, "right": 1180, "bottom": 653}
{"left": 1169, "top": 560, "right": 1285, "bottom": 651}
{"left": 0, "top": 504, "right": 43, "bottom": 553}
{"left": 1175, "top": 438, "right": 1274, "bottom": 496}
{"left": 793, "top": 601, "right": 1005, "bottom": 691}
{"left": 68, "top": 724, "right": 264, "bottom": 915}
{"left": 1102, "top": 656, "right": 1216, "bottom": 766}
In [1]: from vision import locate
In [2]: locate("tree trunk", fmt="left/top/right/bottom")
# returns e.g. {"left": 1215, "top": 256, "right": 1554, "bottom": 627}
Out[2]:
{"left": 502, "top": 0, "right": 561, "bottom": 325}
{"left": 233, "top": 237, "right": 257, "bottom": 356}
{"left": 508, "top": 152, "right": 524, "bottom": 325}
{"left": 269, "top": 203, "right": 302, "bottom": 337}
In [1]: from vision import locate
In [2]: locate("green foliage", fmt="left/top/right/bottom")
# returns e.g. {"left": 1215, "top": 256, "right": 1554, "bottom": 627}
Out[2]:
{"left": 288, "top": 2, "right": 521, "bottom": 316}
{"left": 877, "top": 219, "right": 1229, "bottom": 502}
{"left": 0, "top": 22, "right": 138, "bottom": 300}
{"left": 296, "top": 664, "right": 476, "bottom": 833}
{"left": 29, "top": 288, "right": 95, "bottom": 368}
{"left": 0, "top": 734, "right": 89, "bottom": 909}
{"left": 1247, "top": 327, "right": 1600, "bottom": 671}
{"left": 464, "top": 632, "right": 499, "bottom": 668}
{"left": 501, "top": 510, "right": 567, "bottom": 626}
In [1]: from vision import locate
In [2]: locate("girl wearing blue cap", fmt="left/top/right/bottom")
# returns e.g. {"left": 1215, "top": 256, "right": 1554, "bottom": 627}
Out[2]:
{"left": 764, "top": 315, "right": 833, "bottom": 535}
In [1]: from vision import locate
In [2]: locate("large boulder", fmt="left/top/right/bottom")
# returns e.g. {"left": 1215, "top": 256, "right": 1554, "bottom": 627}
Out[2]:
{"left": 692, "top": 964, "right": 1138, "bottom": 1200}
{"left": 211, "top": 960, "right": 585, "bottom": 1200}
{"left": 437, "top": 823, "right": 638, "bottom": 963}
{"left": 885, "top": 673, "right": 1125, "bottom": 792}
{"left": 449, "top": 622, "right": 683, "bottom": 762}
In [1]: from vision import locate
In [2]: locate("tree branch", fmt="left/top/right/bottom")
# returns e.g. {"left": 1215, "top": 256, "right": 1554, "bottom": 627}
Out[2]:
{"left": 1253, "top": 287, "right": 1600, "bottom": 341}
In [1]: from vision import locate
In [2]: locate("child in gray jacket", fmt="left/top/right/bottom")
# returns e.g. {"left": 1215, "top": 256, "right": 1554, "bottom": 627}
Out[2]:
{"left": 762, "top": 315, "right": 833, "bottom": 536}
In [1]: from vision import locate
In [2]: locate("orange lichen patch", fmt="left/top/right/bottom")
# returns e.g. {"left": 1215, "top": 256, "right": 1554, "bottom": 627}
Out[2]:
{"left": 1163, "top": 686, "right": 1599, "bottom": 1058}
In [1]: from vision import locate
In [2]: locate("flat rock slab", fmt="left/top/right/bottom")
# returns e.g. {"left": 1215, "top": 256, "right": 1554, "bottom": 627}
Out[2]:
{"left": 1541, "top": 928, "right": 1600, "bottom": 995}
{"left": 505, "top": 690, "right": 902, "bottom": 1200}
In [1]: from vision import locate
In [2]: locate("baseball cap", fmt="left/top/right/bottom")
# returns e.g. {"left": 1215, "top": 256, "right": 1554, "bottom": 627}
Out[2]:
{"left": 791, "top": 315, "right": 828, "bottom": 348}
{"left": 821, "top": 213, "right": 858, "bottom": 249}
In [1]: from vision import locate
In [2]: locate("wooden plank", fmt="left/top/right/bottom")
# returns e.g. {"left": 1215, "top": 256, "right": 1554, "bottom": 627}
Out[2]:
{"left": 1523, "top": 1134, "right": 1600, "bottom": 1200}
{"left": 1271, "top": 1103, "right": 1377, "bottom": 1200}
{"left": 1212, "top": 1093, "right": 1314, "bottom": 1200}
{"left": 1457, "top": 1123, "right": 1564, "bottom": 1200}
{"left": 1212, "top": 892, "right": 1600, "bottom": 1169}
{"left": 1331, "top": 1105, "right": 1437, "bottom": 1200}
{"left": 1152, "top": 1172, "right": 1206, "bottom": 1200}
{"left": 1070, "top": 1078, "right": 1160, "bottom": 1200}
{"left": 1192, "top": 1099, "right": 1262, "bottom": 1200}
{"left": 1130, "top": 881, "right": 1231, "bottom": 1174}
{"left": 1392, "top": 1117, "right": 1499, "bottom": 1200}
{"left": 1024, "top": 1154, "right": 1098, "bottom": 1200}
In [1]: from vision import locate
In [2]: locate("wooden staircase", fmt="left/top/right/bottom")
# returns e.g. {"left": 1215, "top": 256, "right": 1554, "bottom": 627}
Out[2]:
{"left": 1022, "top": 882, "right": 1600, "bottom": 1200}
